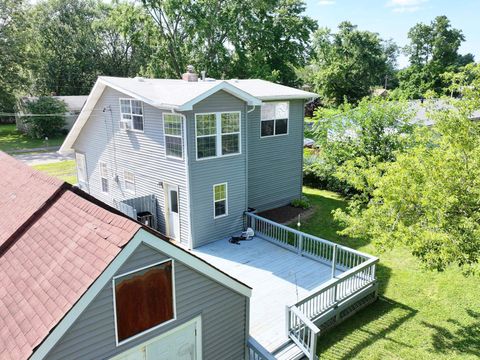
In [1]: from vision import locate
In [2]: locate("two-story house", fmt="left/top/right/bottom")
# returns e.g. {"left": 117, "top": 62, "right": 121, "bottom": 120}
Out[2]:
{"left": 60, "top": 70, "right": 379, "bottom": 360}
{"left": 60, "top": 70, "right": 317, "bottom": 249}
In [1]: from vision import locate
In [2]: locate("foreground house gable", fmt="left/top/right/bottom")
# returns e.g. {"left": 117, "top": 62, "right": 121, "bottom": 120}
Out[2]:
{"left": 36, "top": 229, "right": 251, "bottom": 360}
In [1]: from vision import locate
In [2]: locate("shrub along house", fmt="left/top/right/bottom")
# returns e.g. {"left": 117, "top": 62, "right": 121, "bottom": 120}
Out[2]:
{"left": 59, "top": 69, "right": 379, "bottom": 359}
{"left": 0, "top": 152, "right": 251, "bottom": 360}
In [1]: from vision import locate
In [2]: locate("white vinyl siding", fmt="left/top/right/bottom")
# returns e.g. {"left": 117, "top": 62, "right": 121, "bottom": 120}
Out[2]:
{"left": 99, "top": 162, "right": 109, "bottom": 193}
{"left": 213, "top": 183, "right": 228, "bottom": 218}
{"left": 119, "top": 99, "right": 144, "bottom": 131}
{"left": 195, "top": 112, "right": 241, "bottom": 160}
{"left": 163, "top": 114, "right": 184, "bottom": 159}
{"left": 124, "top": 170, "right": 135, "bottom": 194}
{"left": 261, "top": 102, "right": 289, "bottom": 137}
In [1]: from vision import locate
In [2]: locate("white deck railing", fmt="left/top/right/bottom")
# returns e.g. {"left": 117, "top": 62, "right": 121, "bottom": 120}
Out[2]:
{"left": 287, "top": 306, "right": 320, "bottom": 360}
{"left": 245, "top": 212, "right": 378, "bottom": 360}
{"left": 247, "top": 336, "right": 276, "bottom": 360}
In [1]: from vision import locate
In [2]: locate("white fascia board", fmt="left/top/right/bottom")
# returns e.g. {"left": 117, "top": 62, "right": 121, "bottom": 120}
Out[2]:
{"left": 178, "top": 81, "right": 262, "bottom": 111}
{"left": 139, "top": 229, "right": 252, "bottom": 298}
{"left": 59, "top": 80, "right": 106, "bottom": 154}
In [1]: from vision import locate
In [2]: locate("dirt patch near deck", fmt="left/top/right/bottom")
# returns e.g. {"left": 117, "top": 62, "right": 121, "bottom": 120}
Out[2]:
{"left": 258, "top": 205, "right": 316, "bottom": 225}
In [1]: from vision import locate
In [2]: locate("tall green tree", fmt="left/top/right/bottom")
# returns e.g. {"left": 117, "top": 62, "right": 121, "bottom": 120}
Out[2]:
{"left": 30, "top": 0, "right": 103, "bottom": 95}
{"left": 0, "top": 0, "right": 29, "bottom": 113}
{"left": 306, "top": 22, "right": 398, "bottom": 105}
{"left": 140, "top": 0, "right": 317, "bottom": 85}
{"left": 334, "top": 93, "right": 480, "bottom": 275}
{"left": 396, "top": 16, "right": 474, "bottom": 98}
{"left": 94, "top": 2, "right": 156, "bottom": 78}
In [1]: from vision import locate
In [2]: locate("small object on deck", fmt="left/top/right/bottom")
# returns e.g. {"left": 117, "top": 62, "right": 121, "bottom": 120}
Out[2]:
{"left": 229, "top": 227, "right": 255, "bottom": 244}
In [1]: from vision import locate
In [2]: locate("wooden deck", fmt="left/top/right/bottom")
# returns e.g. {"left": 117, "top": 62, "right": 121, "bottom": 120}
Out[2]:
{"left": 193, "top": 237, "right": 344, "bottom": 353}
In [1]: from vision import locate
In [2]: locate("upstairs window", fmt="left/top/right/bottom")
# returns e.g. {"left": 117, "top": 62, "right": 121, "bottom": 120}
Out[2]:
{"left": 120, "top": 99, "right": 144, "bottom": 132}
{"left": 196, "top": 112, "right": 241, "bottom": 159}
{"left": 124, "top": 170, "right": 135, "bottom": 194}
{"left": 113, "top": 260, "right": 175, "bottom": 344}
{"left": 213, "top": 183, "right": 228, "bottom": 218}
{"left": 99, "top": 162, "right": 109, "bottom": 193}
{"left": 163, "top": 114, "right": 184, "bottom": 159}
{"left": 261, "top": 102, "right": 289, "bottom": 137}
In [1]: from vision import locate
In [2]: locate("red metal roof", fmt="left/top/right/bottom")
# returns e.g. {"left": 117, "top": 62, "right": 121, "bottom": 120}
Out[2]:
{"left": 0, "top": 152, "right": 140, "bottom": 359}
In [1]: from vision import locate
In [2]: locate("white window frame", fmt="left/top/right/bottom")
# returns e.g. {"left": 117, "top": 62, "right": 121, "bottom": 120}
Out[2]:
{"left": 119, "top": 98, "right": 144, "bottom": 132}
{"left": 112, "top": 259, "right": 177, "bottom": 346}
{"left": 260, "top": 101, "right": 289, "bottom": 138}
{"left": 213, "top": 182, "right": 228, "bottom": 219}
{"left": 99, "top": 161, "right": 109, "bottom": 194}
{"left": 195, "top": 111, "right": 241, "bottom": 160}
{"left": 123, "top": 170, "right": 135, "bottom": 194}
{"left": 163, "top": 113, "right": 185, "bottom": 160}
{"left": 75, "top": 152, "right": 88, "bottom": 185}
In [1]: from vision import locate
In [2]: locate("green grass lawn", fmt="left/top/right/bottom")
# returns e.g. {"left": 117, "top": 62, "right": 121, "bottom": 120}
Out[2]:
{"left": 300, "top": 187, "right": 480, "bottom": 360}
{"left": 32, "top": 160, "right": 77, "bottom": 184}
{"left": 0, "top": 124, "right": 66, "bottom": 153}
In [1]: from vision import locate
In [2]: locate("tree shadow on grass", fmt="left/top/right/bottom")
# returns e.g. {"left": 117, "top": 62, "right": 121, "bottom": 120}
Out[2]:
{"left": 316, "top": 296, "right": 418, "bottom": 359}
{"left": 421, "top": 309, "right": 480, "bottom": 357}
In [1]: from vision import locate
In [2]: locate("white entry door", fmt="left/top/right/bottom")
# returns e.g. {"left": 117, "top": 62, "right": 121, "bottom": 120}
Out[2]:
{"left": 112, "top": 318, "right": 200, "bottom": 360}
{"left": 166, "top": 184, "right": 180, "bottom": 240}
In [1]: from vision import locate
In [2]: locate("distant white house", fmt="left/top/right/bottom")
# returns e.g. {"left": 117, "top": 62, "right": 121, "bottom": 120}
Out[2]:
{"left": 16, "top": 95, "right": 88, "bottom": 132}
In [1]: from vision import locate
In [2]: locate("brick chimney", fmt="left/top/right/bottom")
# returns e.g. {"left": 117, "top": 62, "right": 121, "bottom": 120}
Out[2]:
{"left": 182, "top": 65, "right": 198, "bottom": 82}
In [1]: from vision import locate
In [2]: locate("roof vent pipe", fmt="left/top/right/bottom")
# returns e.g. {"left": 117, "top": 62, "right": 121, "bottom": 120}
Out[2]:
{"left": 182, "top": 65, "right": 198, "bottom": 82}
{"left": 201, "top": 70, "right": 206, "bottom": 81}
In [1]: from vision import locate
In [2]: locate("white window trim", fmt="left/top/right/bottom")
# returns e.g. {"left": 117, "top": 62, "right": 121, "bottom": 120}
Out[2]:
{"left": 99, "top": 161, "right": 109, "bottom": 194}
{"left": 260, "top": 101, "right": 289, "bottom": 138}
{"left": 119, "top": 98, "right": 144, "bottom": 133}
{"left": 163, "top": 113, "right": 185, "bottom": 160}
{"left": 123, "top": 170, "right": 135, "bottom": 195}
{"left": 75, "top": 152, "right": 88, "bottom": 185}
{"left": 195, "top": 111, "right": 242, "bottom": 161}
{"left": 213, "top": 182, "right": 228, "bottom": 219}
{"left": 112, "top": 259, "right": 177, "bottom": 346}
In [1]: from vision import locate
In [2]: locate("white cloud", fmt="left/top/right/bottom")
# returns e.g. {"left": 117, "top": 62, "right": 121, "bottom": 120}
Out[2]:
{"left": 319, "top": 0, "right": 336, "bottom": 5}
{"left": 386, "top": 0, "right": 428, "bottom": 13}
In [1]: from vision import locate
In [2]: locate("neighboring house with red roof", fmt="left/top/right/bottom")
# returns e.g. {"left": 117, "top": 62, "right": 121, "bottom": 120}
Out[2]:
{"left": 0, "top": 152, "right": 251, "bottom": 360}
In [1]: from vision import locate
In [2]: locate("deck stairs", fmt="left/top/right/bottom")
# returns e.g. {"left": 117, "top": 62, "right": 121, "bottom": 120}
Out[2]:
{"left": 272, "top": 340, "right": 306, "bottom": 360}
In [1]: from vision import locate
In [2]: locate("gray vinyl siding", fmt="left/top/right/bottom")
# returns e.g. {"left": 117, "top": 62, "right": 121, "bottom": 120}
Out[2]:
{"left": 45, "top": 242, "right": 248, "bottom": 360}
{"left": 72, "top": 87, "right": 191, "bottom": 246}
{"left": 247, "top": 100, "right": 305, "bottom": 211}
{"left": 186, "top": 91, "right": 247, "bottom": 247}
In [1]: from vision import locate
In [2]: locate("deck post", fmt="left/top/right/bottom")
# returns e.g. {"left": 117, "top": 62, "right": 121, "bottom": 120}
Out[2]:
{"left": 298, "top": 234, "right": 303, "bottom": 255}
{"left": 331, "top": 244, "right": 337, "bottom": 278}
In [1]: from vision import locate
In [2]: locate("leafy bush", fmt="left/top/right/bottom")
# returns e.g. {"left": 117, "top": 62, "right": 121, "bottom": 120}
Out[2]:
{"left": 303, "top": 151, "right": 353, "bottom": 195}
{"left": 291, "top": 196, "right": 311, "bottom": 209}
{"left": 22, "top": 97, "right": 67, "bottom": 138}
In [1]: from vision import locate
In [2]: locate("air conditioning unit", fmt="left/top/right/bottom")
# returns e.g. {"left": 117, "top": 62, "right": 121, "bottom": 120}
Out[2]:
{"left": 120, "top": 118, "right": 132, "bottom": 130}
{"left": 137, "top": 211, "right": 154, "bottom": 227}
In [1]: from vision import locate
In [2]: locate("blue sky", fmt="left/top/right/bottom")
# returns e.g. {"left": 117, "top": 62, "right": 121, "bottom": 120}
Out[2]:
{"left": 304, "top": 0, "right": 480, "bottom": 68}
